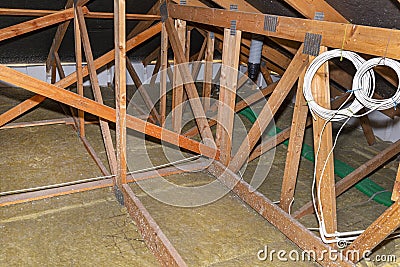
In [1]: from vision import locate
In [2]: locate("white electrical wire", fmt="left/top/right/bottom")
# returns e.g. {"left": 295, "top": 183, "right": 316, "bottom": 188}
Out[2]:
{"left": 311, "top": 118, "right": 364, "bottom": 244}
{"left": 353, "top": 57, "right": 400, "bottom": 111}
{"left": 303, "top": 49, "right": 375, "bottom": 121}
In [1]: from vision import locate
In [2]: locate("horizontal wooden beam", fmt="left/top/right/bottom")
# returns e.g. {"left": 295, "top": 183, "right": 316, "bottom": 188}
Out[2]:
{"left": 85, "top": 12, "right": 160, "bottom": 20}
{"left": 0, "top": 8, "right": 160, "bottom": 20}
{"left": 168, "top": 3, "right": 400, "bottom": 60}
{"left": 0, "top": 65, "right": 219, "bottom": 160}
{"left": 0, "top": 8, "right": 75, "bottom": 43}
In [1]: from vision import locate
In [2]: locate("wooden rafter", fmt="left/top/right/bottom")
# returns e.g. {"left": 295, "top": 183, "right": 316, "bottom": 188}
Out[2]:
{"left": 279, "top": 69, "right": 308, "bottom": 212}
{"left": 0, "top": 7, "right": 75, "bottom": 43}
{"left": 0, "top": 8, "right": 161, "bottom": 20}
{"left": 0, "top": 64, "right": 219, "bottom": 160}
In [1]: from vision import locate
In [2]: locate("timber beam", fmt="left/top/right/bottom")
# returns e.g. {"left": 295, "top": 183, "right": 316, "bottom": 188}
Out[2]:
{"left": 0, "top": 65, "right": 219, "bottom": 160}
{"left": 167, "top": 3, "right": 400, "bottom": 60}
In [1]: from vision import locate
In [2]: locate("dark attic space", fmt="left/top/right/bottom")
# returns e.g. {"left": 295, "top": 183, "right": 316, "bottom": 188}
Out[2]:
{"left": 1, "top": 1, "right": 400, "bottom": 266}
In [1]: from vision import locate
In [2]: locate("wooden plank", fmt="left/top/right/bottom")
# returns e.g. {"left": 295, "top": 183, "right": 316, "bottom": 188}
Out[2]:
{"left": 281, "top": 0, "right": 347, "bottom": 23}
{"left": 0, "top": 8, "right": 160, "bottom": 20}
{"left": 208, "top": 161, "right": 354, "bottom": 267}
{"left": 74, "top": 7, "right": 86, "bottom": 137}
{"left": 309, "top": 46, "right": 337, "bottom": 240}
{"left": 294, "top": 139, "right": 400, "bottom": 218}
{"left": 0, "top": 7, "right": 74, "bottom": 43}
{"left": 114, "top": 0, "right": 127, "bottom": 185}
{"left": 126, "top": 57, "right": 161, "bottom": 124}
{"left": 164, "top": 17, "right": 215, "bottom": 145}
{"left": 0, "top": 66, "right": 218, "bottom": 163}
{"left": 0, "top": 23, "right": 162, "bottom": 129}
{"left": 358, "top": 108, "right": 376, "bottom": 146}
{"left": 0, "top": 8, "right": 55, "bottom": 16}
{"left": 202, "top": 32, "right": 215, "bottom": 111}
{"left": 392, "top": 164, "right": 400, "bottom": 202}
{"left": 185, "top": 29, "right": 191, "bottom": 61}
{"left": 172, "top": 19, "right": 187, "bottom": 133}
{"left": 85, "top": 12, "right": 160, "bottom": 20}
{"left": 279, "top": 69, "right": 308, "bottom": 212}
{"left": 260, "top": 62, "right": 273, "bottom": 85}
{"left": 76, "top": 7, "right": 118, "bottom": 175}
{"left": 216, "top": 28, "right": 242, "bottom": 165}
{"left": 1, "top": 118, "right": 70, "bottom": 130}
{"left": 228, "top": 45, "right": 308, "bottom": 173}
{"left": 167, "top": 3, "right": 400, "bottom": 60}
{"left": 0, "top": 179, "right": 113, "bottom": 208}
{"left": 343, "top": 201, "right": 400, "bottom": 263}
{"left": 160, "top": 22, "right": 169, "bottom": 126}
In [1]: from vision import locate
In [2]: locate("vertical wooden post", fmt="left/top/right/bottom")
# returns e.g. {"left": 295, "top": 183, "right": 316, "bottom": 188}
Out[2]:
{"left": 216, "top": 28, "right": 242, "bottom": 165}
{"left": 310, "top": 46, "right": 337, "bottom": 240}
{"left": 279, "top": 68, "right": 308, "bottom": 212}
{"left": 202, "top": 32, "right": 215, "bottom": 111}
{"left": 114, "top": 0, "right": 127, "bottom": 185}
{"left": 74, "top": 6, "right": 85, "bottom": 137}
{"left": 160, "top": 22, "right": 168, "bottom": 126}
{"left": 51, "top": 61, "right": 57, "bottom": 84}
{"left": 185, "top": 28, "right": 191, "bottom": 61}
{"left": 76, "top": 7, "right": 117, "bottom": 175}
{"left": 172, "top": 19, "right": 186, "bottom": 132}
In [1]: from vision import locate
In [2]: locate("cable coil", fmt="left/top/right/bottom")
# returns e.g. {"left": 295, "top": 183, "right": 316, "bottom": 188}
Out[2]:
{"left": 303, "top": 49, "right": 375, "bottom": 121}
{"left": 353, "top": 57, "right": 400, "bottom": 112}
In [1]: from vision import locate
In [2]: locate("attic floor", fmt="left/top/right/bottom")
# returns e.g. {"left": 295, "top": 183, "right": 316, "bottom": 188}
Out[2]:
{"left": 0, "top": 86, "right": 399, "bottom": 267}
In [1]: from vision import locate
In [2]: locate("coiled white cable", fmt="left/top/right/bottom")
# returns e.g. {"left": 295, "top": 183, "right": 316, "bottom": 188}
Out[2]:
{"left": 303, "top": 49, "right": 375, "bottom": 121}
{"left": 353, "top": 57, "right": 400, "bottom": 112}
